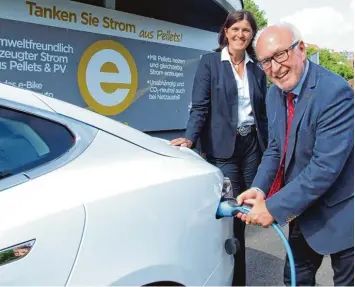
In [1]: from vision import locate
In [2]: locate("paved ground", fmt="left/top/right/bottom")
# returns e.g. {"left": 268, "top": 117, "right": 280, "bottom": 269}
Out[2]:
{"left": 245, "top": 225, "right": 333, "bottom": 286}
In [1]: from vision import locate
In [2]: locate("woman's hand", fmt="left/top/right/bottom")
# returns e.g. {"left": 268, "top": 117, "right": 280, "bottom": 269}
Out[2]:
{"left": 170, "top": 138, "right": 193, "bottom": 148}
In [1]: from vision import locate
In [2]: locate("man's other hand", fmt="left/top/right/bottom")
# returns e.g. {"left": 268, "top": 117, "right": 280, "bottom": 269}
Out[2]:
{"left": 244, "top": 197, "right": 274, "bottom": 227}
{"left": 235, "top": 188, "right": 265, "bottom": 222}
{"left": 170, "top": 138, "right": 193, "bottom": 148}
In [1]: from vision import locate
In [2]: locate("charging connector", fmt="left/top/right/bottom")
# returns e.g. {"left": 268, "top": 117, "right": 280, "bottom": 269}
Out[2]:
{"left": 216, "top": 197, "right": 297, "bottom": 286}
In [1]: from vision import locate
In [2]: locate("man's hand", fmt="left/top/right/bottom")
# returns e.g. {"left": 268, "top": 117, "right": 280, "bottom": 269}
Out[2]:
{"left": 236, "top": 188, "right": 265, "bottom": 206}
{"left": 238, "top": 196, "right": 274, "bottom": 227}
{"left": 170, "top": 138, "right": 193, "bottom": 148}
{"left": 235, "top": 188, "right": 270, "bottom": 226}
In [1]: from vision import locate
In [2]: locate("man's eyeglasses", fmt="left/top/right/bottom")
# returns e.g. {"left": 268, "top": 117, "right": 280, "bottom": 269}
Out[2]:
{"left": 257, "top": 41, "right": 299, "bottom": 70}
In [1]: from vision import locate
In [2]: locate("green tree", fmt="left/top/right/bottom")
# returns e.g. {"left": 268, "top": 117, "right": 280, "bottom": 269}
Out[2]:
{"left": 307, "top": 48, "right": 354, "bottom": 81}
{"left": 243, "top": 0, "right": 270, "bottom": 86}
{"left": 244, "top": 0, "right": 268, "bottom": 29}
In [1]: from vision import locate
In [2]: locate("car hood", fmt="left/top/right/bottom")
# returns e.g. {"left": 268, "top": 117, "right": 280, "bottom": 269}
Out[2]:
{"left": 32, "top": 93, "right": 203, "bottom": 160}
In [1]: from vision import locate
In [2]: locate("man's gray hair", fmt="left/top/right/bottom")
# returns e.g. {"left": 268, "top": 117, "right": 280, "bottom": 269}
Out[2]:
{"left": 253, "top": 22, "right": 303, "bottom": 51}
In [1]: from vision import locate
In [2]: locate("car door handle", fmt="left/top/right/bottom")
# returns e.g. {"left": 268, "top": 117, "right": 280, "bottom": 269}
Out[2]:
{"left": 0, "top": 239, "right": 35, "bottom": 266}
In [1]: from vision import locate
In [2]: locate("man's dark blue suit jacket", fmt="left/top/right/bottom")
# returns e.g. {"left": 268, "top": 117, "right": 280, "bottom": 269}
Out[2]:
{"left": 253, "top": 61, "right": 354, "bottom": 255}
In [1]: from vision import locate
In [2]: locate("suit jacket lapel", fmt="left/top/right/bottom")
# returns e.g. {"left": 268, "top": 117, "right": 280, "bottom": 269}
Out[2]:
{"left": 285, "top": 64, "right": 317, "bottom": 171}
{"left": 221, "top": 61, "right": 238, "bottom": 119}
{"left": 247, "top": 62, "right": 256, "bottom": 115}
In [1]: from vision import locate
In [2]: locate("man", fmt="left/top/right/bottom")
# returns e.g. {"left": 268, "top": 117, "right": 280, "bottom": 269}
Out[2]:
{"left": 236, "top": 22, "right": 354, "bottom": 286}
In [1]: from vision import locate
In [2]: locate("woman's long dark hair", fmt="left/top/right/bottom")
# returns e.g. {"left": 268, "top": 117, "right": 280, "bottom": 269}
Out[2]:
{"left": 215, "top": 10, "right": 258, "bottom": 58}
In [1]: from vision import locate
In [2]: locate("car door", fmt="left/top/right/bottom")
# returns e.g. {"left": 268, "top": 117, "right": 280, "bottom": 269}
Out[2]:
{"left": 0, "top": 98, "right": 96, "bottom": 285}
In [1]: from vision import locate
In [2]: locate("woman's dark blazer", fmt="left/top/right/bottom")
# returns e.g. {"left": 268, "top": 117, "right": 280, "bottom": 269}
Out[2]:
{"left": 185, "top": 52, "right": 268, "bottom": 159}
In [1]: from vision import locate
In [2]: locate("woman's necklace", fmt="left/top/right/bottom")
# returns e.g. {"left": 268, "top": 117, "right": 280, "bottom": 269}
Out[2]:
{"left": 231, "top": 57, "right": 245, "bottom": 72}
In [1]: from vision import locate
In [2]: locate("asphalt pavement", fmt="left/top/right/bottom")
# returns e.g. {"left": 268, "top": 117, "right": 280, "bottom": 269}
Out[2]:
{"left": 245, "top": 224, "right": 333, "bottom": 286}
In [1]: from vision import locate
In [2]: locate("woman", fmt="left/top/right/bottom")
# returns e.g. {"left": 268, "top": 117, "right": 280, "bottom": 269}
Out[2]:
{"left": 170, "top": 11, "right": 268, "bottom": 286}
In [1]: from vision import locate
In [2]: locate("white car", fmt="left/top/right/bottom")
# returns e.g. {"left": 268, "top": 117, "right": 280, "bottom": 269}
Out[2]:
{"left": 0, "top": 83, "right": 236, "bottom": 286}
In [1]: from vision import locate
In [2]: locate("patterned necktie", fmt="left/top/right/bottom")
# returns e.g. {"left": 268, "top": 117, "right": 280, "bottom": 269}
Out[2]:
{"left": 267, "top": 93, "right": 296, "bottom": 198}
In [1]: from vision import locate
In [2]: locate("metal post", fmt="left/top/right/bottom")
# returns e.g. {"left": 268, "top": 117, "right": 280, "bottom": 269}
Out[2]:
{"left": 103, "top": 0, "right": 116, "bottom": 9}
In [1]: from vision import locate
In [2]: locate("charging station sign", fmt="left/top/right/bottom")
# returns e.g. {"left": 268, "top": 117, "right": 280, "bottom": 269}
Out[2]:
{"left": 0, "top": 0, "right": 216, "bottom": 131}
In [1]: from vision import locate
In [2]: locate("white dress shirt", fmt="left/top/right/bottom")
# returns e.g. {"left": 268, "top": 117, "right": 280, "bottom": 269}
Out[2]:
{"left": 221, "top": 46, "right": 255, "bottom": 127}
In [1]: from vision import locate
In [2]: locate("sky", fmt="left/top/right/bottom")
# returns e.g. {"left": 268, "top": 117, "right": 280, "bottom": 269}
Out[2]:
{"left": 253, "top": 0, "right": 354, "bottom": 52}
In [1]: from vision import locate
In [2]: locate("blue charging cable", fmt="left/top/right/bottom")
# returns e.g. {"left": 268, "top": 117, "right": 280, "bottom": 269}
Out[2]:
{"left": 217, "top": 199, "right": 296, "bottom": 286}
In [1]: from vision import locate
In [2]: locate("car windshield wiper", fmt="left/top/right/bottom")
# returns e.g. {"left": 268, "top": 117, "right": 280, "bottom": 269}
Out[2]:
{"left": 0, "top": 172, "right": 13, "bottom": 180}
